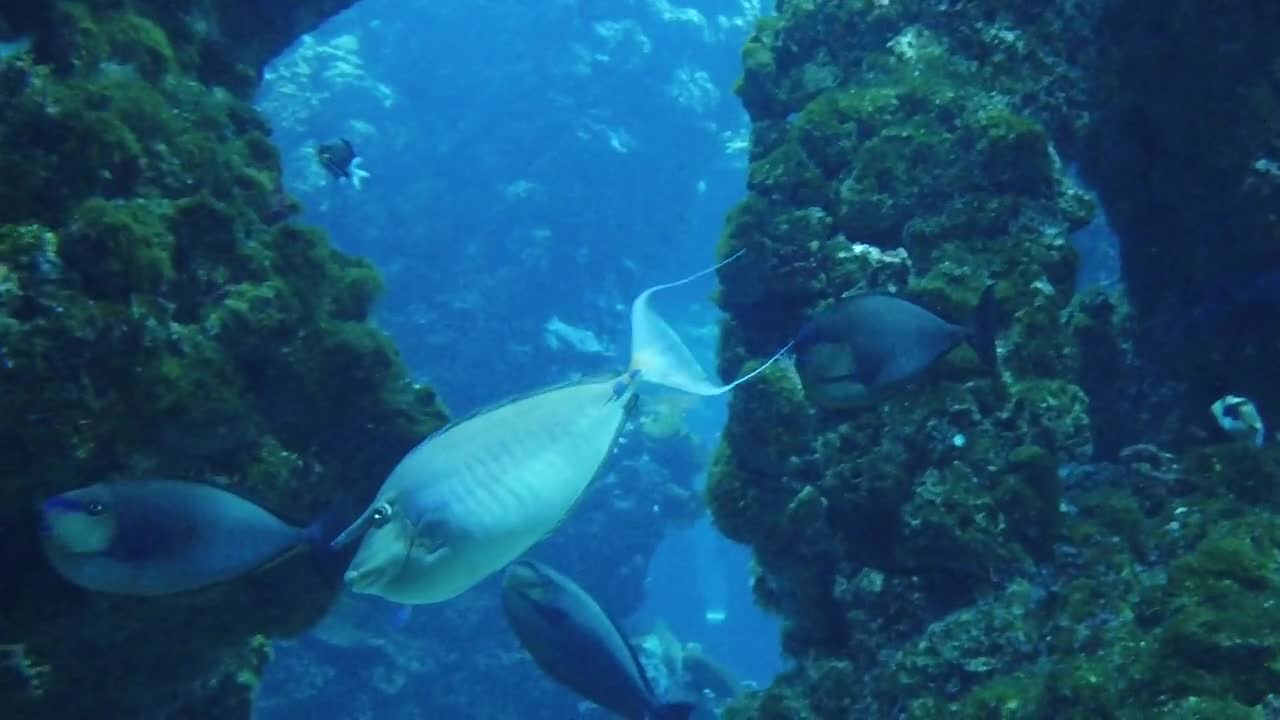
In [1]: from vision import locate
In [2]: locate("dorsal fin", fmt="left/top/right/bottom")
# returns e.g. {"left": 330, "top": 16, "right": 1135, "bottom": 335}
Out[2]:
{"left": 412, "top": 374, "right": 622, "bottom": 448}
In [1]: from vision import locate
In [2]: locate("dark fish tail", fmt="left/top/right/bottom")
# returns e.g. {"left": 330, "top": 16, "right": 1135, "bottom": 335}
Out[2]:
{"left": 648, "top": 702, "right": 697, "bottom": 720}
{"left": 305, "top": 500, "right": 360, "bottom": 549}
{"left": 967, "top": 283, "right": 998, "bottom": 370}
{"left": 304, "top": 499, "right": 364, "bottom": 578}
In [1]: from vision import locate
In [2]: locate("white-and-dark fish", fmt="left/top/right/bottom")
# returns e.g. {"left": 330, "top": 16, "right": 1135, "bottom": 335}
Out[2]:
{"left": 794, "top": 283, "right": 998, "bottom": 409}
{"left": 38, "top": 479, "right": 323, "bottom": 596}
{"left": 333, "top": 253, "right": 790, "bottom": 604}
{"left": 1210, "top": 394, "right": 1266, "bottom": 447}
{"left": 502, "top": 560, "right": 695, "bottom": 720}
{"left": 316, "top": 137, "right": 371, "bottom": 189}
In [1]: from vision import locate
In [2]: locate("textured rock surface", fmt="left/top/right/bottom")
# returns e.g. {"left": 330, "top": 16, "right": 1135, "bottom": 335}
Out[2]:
{"left": 711, "top": 1, "right": 1280, "bottom": 717}
{"left": 0, "top": 2, "right": 443, "bottom": 719}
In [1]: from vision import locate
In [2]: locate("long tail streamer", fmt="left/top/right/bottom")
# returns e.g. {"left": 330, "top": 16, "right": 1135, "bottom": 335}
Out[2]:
{"left": 629, "top": 250, "right": 792, "bottom": 396}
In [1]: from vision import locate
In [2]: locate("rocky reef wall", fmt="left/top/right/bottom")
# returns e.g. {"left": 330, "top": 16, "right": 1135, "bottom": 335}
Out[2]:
{"left": 1082, "top": 0, "right": 1280, "bottom": 436}
{"left": 0, "top": 2, "right": 446, "bottom": 719}
{"left": 712, "top": 1, "right": 1280, "bottom": 717}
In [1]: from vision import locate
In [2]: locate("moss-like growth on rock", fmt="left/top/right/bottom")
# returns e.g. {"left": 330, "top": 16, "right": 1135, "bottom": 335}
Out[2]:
{"left": 0, "top": 2, "right": 443, "bottom": 719}
{"left": 704, "top": 1, "right": 1280, "bottom": 718}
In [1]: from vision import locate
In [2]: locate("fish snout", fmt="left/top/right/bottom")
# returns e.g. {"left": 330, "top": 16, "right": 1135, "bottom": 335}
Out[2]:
{"left": 343, "top": 561, "right": 391, "bottom": 593}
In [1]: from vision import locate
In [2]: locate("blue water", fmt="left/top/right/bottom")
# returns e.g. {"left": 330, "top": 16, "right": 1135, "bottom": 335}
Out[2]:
{"left": 253, "top": 0, "right": 782, "bottom": 716}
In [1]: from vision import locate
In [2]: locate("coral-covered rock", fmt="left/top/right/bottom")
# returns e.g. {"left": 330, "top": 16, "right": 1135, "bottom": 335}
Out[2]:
{"left": 0, "top": 2, "right": 444, "bottom": 719}
{"left": 713, "top": 3, "right": 1093, "bottom": 704}
{"left": 705, "top": 1, "right": 1280, "bottom": 718}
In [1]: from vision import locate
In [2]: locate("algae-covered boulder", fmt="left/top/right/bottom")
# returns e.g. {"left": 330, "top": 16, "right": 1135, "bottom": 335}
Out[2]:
{"left": 0, "top": 3, "right": 447, "bottom": 719}
{"left": 4, "top": 1, "right": 359, "bottom": 94}
{"left": 712, "top": 3, "right": 1092, "bottom": 690}
{"left": 713, "top": 1, "right": 1280, "bottom": 717}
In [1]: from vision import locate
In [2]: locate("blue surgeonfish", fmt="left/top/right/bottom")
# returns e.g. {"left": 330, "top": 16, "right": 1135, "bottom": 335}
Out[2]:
{"left": 502, "top": 560, "right": 696, "bottom": 720}
{"left": 333, "top": 252, "right": 791, "bottom": 604}
{"left": 794, "top": 284, "right": 998, "bottom": 409}
{"left": 39, "top": 479, "right": 325, "bottom": 596}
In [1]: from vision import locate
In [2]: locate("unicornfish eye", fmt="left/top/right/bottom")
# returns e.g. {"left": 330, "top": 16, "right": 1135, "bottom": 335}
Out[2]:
{"left": 86, "top": 501, "right": 105, "bottom": 516}
{"left": 370, "top": 504, "right": 392, "bottom": 526}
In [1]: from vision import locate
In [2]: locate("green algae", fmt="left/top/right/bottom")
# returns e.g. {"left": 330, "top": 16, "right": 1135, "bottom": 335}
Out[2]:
{"left": 0, "top": 2, "right": 444, "bottom": 719}
{"left": 706, "top": 1, "right": 1280, "bottom": 718}
{"left": 99, "top": 10, "right": 177, "bottom": 81}
{"left": 61, "top": 198, "right": 175, "bottom": 299}
{"left": 1182, "top": 443, "right": 1280, "bottom": 508}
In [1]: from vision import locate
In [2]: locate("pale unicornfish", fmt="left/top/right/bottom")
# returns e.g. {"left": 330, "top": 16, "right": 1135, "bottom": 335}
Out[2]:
{"left": 333, "top": 253, "right": 785, "bottom": 605}
{"left": 794, "top": 283, "right": 998, "bottom": 410}
{"left": 333, "top": 378, "right": 639, "bottom": 604}
{"left": 39, "top": 479, "right": 323, "bottom": 596}
{"left": 501, "top": 560, "right": 696, "bottom": 720}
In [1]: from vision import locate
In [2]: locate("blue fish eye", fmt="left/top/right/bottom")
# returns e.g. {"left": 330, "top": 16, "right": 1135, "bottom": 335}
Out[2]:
{"left": 86, "top": 501, "right": 105, "bottom": 516}
{"left": 371, "top": 504, "right": 392, "bottom": 526}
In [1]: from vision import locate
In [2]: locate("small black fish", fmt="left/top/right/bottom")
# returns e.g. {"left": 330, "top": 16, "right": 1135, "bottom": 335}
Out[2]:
{"left": 795, "top": 283, "right": 998, "bottom": 409}
{"left": 502, "top": 561, "right": 696, "bottom": 720}
{"left": 316, "top": 138, "right": 370, "bottom": 189}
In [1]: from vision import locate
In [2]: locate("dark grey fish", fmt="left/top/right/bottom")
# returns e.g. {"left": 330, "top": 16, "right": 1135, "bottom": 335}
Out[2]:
{"left": 316, "top": 138, "right": 370, "bottom": 189}
{"left": 795, "top": 283, "right": 997, "bottom": 409}
{"left": 501, "top": 561, "right": 696, "bottom": 720}
{"left": 38, "top": 479, "right": 320, "bottom": 596}
{"left": 316, "top": 138, "right": 357, "bottom": 179}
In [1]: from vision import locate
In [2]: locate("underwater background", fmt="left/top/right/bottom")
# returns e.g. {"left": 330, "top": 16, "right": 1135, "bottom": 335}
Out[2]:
{"left": 1, "top": 0, "right": 1279, "bottom": 719}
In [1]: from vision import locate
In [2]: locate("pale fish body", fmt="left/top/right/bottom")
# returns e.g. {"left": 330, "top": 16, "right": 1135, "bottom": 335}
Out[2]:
{"left": 335, "top": 376, "right": 636, "bottom": 604}
{"left": 335, "top": 251, "right": 789, "bottom": 605}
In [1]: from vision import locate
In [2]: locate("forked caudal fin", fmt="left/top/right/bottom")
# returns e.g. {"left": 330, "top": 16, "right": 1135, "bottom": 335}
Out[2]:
{"left": 628, "top": 250, "right": 792, "bottom": 396}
